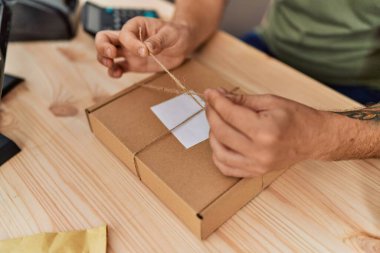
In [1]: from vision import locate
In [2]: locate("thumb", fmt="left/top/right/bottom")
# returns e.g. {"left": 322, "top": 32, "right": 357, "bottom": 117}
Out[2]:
{"left": 144, "top": 27, "right": 175, "bottom": 55}
{"left": 228, "top": 93, "right": 280, "bottom": 111}
{"left": 119, "top": 29, "right": 149, "bottom": 57}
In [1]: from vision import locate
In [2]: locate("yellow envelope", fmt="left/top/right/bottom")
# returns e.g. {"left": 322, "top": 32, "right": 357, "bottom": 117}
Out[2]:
{"left": 0, "top": 225, "right": 107, "bottom": 253}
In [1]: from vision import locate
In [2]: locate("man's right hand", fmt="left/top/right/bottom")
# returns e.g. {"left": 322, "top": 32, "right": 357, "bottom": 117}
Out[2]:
{"left": 95, "top": 17, "right": 195, "bottom": 78}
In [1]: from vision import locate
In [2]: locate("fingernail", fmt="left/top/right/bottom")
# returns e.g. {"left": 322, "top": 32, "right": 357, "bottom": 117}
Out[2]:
{"left": 106, "top": 48, "right": 112, "bottom": 57}
{"left": 138, "top": 47, "right": 146, "bottom": 57}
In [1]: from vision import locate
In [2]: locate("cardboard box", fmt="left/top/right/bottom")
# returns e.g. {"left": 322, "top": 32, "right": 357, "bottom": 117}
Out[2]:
{"left": 86, "top": 60, "right": 284, "bottom": 239}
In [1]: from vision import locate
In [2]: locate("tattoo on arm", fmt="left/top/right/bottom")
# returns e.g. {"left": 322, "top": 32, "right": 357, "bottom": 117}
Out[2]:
{"left": 336, "top": 103, "right": 380, "bottom": 121}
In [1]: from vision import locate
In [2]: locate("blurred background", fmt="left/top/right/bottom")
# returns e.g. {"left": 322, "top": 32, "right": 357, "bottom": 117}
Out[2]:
{"left": 8, "top": 0, "right": 271, "bottom": 42}
{"left": 166, "top": 0, "right": 270, "bottom": 37}
{"left": 220, "top": 0, "right": 269, "bottom": 37}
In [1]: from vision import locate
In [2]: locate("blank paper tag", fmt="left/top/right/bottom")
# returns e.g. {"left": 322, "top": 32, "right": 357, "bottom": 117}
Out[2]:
{"left": 151, "top": 92, "right": 209, "bottom": 149}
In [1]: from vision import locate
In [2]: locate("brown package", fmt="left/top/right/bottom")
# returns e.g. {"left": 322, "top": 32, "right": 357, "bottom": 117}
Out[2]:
{"left": 86, "top": 60, "right": 284, "bottom": 239}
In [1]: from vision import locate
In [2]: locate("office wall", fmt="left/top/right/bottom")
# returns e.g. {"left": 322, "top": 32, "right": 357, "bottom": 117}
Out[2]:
{"left": 220, "top": 0, "right": 270, "bottom": 37}
{"left": 165, "top": 0, "right": 270, "bottom": 38}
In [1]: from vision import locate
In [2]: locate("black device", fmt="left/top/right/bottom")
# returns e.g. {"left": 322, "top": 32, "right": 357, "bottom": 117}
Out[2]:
{"left": 2, "top": 74, "right": 23, "bottom": 97}
{"left": 0, "top": 0, "right": 20, "bottom": 166}
{"left": 82, "top": 1, "right": 159, "bottom": 37}
{"left": 8, "top": 0, "right": 79, "bottom": 41}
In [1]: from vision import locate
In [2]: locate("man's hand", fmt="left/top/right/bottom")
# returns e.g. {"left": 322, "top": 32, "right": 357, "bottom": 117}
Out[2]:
{"left": 95, "top": 0, "right": 225, "bottom": 77}
{"left": 95, "top": 17, "right": 195, "bottom": 78}
{"left": 204, "top": 89, "right": 335, "bottom": 178}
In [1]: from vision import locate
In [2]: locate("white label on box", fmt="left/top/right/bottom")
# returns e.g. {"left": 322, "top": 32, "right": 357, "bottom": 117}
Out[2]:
{"left": 151, "top": 92, "right": 209, "bottom": 149}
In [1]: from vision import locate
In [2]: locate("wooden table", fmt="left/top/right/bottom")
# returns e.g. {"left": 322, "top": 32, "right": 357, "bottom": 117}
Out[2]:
{"left": 1, "top": 0, "right": 379, "bottom": 252}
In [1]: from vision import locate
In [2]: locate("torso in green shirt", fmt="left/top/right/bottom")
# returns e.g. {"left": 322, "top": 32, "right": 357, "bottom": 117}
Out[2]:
{"left": 258, "top": 0, "right": 380, "bottom": 89}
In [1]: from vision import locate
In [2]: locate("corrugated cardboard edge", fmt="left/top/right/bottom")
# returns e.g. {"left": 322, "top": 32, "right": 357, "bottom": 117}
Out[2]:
{"left": 199, "top": 177, "right": 262, "bottom": 239}
{"left": 198, "top": 169, "right": 286, "bottom": 238}
{"left": 137, "top": 158, "right": 203, "bottom": 237}
{"left": 263, "top": 169, "right": 286, "bottom": 189}
{"left": 89, "top": 115, "right": 139, "bottom": 176}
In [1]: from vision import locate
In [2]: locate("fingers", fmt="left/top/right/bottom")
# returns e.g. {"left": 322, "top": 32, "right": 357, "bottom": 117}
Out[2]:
{"left": 119, "top": 17, "right": 172, "bottom": 57}
{"left": 228, "top": 93, "right": 290, "bottom": 111}
{"left": 210, "top": 126, "right": 276, "bottom": 178}
{"left": 95, "top": 18, "right": 153, "bottom": 75}
{"left": 144, "top": 25, "right": 178, "bottom": 55}
{"left": 122, "top": 17, "right": 180, "bottom": 56}
{"left": 95, "top": 30, "right": 121, "bottom": 68}
{"left": 205, "top": 89, "right": 299, "bottom": 178}
{"left": 107, "top": 60, "right": 129, "bottom": 78}
{"left": 212, "top": 155, "right": 253, "bottom": 178}
{"left": 209, "top": 133, "right": 249, "bottom": 167}
{"left": 210, "top": 131, "right": 272, "bottom": 178}
{"left": 206, "top": 105, "right": 252, "bottom": 155}
{"left": 97, "top": 54, "right": 113, "bottom": 68}
{"left": 96, "top": 17, "right": 187, "bottom": 75}
{"left": 119, "top": 23, "right": 148, "bottom": 57}
{"left": 205, "top": 89, "right": 259, "bottom": 140}
{"left": 95, "top": 30, "right": 120, "bottom": 57}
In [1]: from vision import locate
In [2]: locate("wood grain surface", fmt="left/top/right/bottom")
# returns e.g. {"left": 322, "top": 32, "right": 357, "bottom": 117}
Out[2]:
{"left": 0, "top": 0, "right": 379, "bottom": 252}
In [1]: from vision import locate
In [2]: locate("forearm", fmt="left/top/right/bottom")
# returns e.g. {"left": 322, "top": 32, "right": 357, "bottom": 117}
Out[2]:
{"left": 173, "top": 0, "right": 226, "bottom": 50}
{"left": 314, "top": 105, "right": 380, "bottom": 160}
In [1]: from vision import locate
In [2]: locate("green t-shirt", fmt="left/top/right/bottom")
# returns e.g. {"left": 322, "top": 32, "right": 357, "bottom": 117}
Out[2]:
{"left": 258, "top": 0, "right": 380, "bottom": 89}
